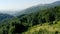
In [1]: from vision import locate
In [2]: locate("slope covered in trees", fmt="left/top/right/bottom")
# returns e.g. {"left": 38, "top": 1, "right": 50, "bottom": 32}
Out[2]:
{"left": 0, "top": 6, "right": 60, "bottom": 34}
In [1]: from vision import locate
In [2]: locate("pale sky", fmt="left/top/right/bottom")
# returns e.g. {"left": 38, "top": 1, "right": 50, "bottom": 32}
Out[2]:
{"left": 0, "top": 0, "right": 59, "bottom": 11}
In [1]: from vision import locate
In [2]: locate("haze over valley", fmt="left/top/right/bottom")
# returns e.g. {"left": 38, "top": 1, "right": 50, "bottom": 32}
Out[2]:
{"left": 0, "top": 0, "right": 59, "bottom": 15}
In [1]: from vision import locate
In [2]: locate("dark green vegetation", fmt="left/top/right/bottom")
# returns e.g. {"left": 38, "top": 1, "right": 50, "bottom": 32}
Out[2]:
{"left": 0, "top": 6, "right": 60, "bottom": 34}
{"left": 0, "top": 13, "right": 13, "bottom": 24}
{"left": 0, "top": 1, "right": 60, "bottom": 34}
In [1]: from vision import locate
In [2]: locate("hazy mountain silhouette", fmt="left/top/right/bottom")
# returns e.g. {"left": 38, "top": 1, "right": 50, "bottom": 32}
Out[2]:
{"left": 15, "top": 1, "right": 60, "bottom": 16}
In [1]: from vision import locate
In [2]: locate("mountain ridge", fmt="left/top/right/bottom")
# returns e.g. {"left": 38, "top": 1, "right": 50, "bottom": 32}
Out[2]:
{"left": 14, "top": 1, "right": 60, "bottom": 16}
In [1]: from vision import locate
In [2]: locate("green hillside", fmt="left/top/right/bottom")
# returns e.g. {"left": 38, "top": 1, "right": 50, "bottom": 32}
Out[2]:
{"left": 0, "top": 6, "right": 60, "bottom": 34}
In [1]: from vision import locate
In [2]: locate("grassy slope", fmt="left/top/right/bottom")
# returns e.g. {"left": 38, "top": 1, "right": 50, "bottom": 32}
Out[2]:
{"left": 22, "top": 21, "right": 60, "bottom": 34}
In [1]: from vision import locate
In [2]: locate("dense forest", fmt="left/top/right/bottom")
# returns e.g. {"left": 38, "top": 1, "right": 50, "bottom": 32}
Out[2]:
{"left": 0, "top": 5, "right": 60, "bottom": 34}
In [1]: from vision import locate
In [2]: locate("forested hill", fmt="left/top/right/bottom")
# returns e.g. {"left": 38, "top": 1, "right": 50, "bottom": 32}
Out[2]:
{"left": 0, "top": 5, "right": 60, "bottom": 34}
{"left": 0, "top": 1, "right": 60, "bottom": 34}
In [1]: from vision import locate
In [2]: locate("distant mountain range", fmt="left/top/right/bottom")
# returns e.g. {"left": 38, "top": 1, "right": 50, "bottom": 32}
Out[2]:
{"left": 0, "top": 1, "right": 60, "bottom": 21}
{"left": 0, "top": 1, "right": 60, "bottom": 16}
{"left": 14, "top": 1, "right": 60, "bottom": 16}
{"left": 0, "top": 13, "right": 13, "bottom": 22}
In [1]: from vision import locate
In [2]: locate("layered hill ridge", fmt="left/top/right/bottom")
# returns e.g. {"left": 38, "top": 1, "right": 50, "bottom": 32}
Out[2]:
{"left": 0, "top": 13, "right": 13, "bottom": 21}
{"left": 15, "top": 1, "right": 60, "bottom": 16}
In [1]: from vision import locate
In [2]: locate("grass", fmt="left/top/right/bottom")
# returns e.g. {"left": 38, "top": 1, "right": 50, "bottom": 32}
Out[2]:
{"left": 22, "top": 21, "right": 60, "bottom": 34}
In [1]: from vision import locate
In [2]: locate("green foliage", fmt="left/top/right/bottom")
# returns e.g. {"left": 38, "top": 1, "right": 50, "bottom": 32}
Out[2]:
{"left": 0, "top": 6, "right": 60, "bottom": 34}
